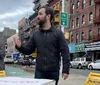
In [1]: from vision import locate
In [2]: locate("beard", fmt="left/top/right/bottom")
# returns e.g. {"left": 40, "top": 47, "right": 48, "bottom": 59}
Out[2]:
{"left": 37, "top": 16, "right": 46, "bottom": 27}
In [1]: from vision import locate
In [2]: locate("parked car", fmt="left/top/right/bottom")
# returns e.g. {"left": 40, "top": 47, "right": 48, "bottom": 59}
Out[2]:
{"left": 88, "top": 59, "right": 100, "bottom": 70}
{"left": 70, "top": 57, "right": 92, "bottom": 69}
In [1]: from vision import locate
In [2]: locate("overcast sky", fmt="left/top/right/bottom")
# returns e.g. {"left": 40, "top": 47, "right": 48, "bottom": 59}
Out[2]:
{"left": 0, "top": 0, "right": 34, "bottom": 32}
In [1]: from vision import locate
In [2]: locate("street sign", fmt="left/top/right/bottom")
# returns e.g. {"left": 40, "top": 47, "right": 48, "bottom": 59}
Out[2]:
{"left": 13, "top": 53, "right": 19, "bottom": 59}
{"left": 60, "top": 12, "right": 68, "bottom": 27}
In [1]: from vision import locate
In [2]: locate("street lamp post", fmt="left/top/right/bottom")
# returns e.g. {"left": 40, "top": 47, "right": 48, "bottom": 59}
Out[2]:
{"left": 61, "top": 0, "right": 64, "bottom": 33}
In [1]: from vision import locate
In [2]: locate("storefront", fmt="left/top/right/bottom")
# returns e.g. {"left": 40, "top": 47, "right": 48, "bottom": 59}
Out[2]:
{"left": 68, "top": 44, "right": 75, "bottom": 61}
{"left": 75, "top": 43, "right": 85, "bottom": 58}
{"left": 85, "top": 41, "right": 100, "bottom": 61}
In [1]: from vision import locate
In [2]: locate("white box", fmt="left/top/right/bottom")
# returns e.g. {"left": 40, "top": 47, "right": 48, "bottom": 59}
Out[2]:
{"left": 0, "top": 77, "right": 55, "bottom": 85}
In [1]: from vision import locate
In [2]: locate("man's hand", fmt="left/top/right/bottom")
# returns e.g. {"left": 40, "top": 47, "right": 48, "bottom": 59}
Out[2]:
{"left": 13, "top": 37, "right": 21, "bottom": 48}
{"left": 62, "top": 73, "right": 69, "bottom": 80}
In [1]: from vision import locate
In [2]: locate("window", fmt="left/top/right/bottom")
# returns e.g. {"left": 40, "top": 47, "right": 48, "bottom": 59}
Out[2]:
{"left": 89, "top": 12, "right": 93, "bottom": 23}
{"left": 88, "top": 30, "right": 92, "bottom": 40}
{"left": 76, "top": 33, "right": 79, "bottom": 43}
{"left": 82, "top": 15, "right": 85, "bottom": 25}
{"left": 98, "top": 28, "right": 100, "bottom": 34}
{"left": 71, "top": 35, "right": 74, "bottom": 42}
{"left": 95, "top": 60, "right": 100, "bottom": 63}
{"left": 74, "top": 58, "right": 80, "bottom": 61}
{"left": 76, "top": 1, "right": 80, "bottom": 9}
{"left": 81, "top": 32, "right": 84, "bottom": 41}
{"left": 81, "top": 58, "right": 85, "bottom": 61}
{"left": 72, "top": 0, "right": 74, "bottom": 3}
{"left": 90, "top": 0, "right": 94, "bottom": 5}
{"left": 72, "top": 4, "right": 74, "bottom": 14}
{"left": 99, "top": 9, "right": 100, "bottom": 16}
{"left": 76, "top": 18, "right": 79, "bottom": 27}
{"left": 82, "top": 0, "right": 85, "bottom": 9}
{"left": 72, "top": 20, "right": 74, "bottom": 28}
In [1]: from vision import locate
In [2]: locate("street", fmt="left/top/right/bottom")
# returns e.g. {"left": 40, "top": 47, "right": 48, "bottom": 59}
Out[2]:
{"left": 70, "top": 68, "right": 100, "bottom": 77}
{"left": 5, "top": 64, "right": 100, "bottom": 77}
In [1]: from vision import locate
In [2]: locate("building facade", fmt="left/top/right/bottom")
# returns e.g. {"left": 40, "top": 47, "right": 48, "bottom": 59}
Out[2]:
{"left": 47, "top": 0, "right": 70, "bottom": 41}
{"left": 18, "top": 17, "right": 30, "bottom": 44}
{"left": 69, "top": 0, "right": 100, "bottom": 60}
{"left": 2, "top": 27, "right": 16, "bottom": 42}
{"left": 47, "top": 0, "right": 61, "bottom": 29}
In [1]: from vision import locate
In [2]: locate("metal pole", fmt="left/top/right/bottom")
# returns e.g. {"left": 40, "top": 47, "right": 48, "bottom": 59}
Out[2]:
{"left": 61, "top": 0, "right": 64, "bottom": 33}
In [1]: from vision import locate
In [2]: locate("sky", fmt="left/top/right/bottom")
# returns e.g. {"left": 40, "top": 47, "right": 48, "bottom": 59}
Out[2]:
{"left": 0, "top": 0, "right": 34, "bottom": 32}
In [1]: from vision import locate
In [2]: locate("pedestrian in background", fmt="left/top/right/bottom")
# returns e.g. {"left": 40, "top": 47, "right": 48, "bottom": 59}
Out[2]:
{"left": 14, "top": 6, "right": 70, "bottom": 85}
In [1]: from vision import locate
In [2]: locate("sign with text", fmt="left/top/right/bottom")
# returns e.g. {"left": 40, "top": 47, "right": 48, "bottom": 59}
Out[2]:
{"left": 85, "top": 41, "right": 100, "bottom": 51}
{"left": 75, "top": 43, "right": 85, "bottom": 52}
{"left": 60, "top": 12, "right": 68, "bottom": 27}
{"left": 84, "top": 72, "right": 100, "bottom": 85}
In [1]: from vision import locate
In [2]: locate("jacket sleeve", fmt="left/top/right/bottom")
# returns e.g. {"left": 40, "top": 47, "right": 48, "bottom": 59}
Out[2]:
{"left": 16, "top": 33, "right": 36, "bottom": 55}
{"left": 58, "top": 31, "right": 70, "bottom": 74}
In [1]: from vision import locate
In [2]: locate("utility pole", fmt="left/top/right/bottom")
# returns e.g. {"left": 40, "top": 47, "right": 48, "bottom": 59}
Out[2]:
{"left": 61, "top": 0, "right": 64, "bottom": 33}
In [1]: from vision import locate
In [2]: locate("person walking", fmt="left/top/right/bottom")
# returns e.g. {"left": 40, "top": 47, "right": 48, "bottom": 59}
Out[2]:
{"left": 14, "top": 6, "right": 70, "bottom": 85}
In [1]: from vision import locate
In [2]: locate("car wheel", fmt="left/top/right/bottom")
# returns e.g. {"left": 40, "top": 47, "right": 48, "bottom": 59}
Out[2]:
{"left": 89, "top": 65, "right": 93, "bottom": 70}
{"left": 78, "top": 64, "right": 82, "bottom": 69}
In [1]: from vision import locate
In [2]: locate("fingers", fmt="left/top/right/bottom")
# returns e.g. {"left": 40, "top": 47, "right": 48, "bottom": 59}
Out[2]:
{"left": 62, "top": 73, "right": 69, "bottom": 80}
{"left": 13, "top": 37, "right": 16, "bottom": 43}
{"left": 13, "top": 37, "right": 21, "bottom": 48}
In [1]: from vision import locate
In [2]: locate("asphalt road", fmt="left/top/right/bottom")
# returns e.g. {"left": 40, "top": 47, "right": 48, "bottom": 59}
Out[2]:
{"left": 70, "top": 68, "right": 100, "bottom": 77}
{"left": 6, "top": 64, "right": 100, "bottom": 78}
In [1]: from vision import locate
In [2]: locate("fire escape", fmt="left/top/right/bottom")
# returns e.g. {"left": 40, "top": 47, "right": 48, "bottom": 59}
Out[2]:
{"left": 93, "top": 0, "right": 100, "bottom": 41}
{"left": 93, "top": 0, "right": 100, "bottom": 24}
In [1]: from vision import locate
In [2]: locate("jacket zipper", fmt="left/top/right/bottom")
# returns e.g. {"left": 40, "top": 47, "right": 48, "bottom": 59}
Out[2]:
{"left": 44, "top": 31, "right": 47, "bottom": 71}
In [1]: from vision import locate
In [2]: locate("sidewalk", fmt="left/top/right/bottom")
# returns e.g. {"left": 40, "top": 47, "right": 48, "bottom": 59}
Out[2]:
{"left": 22, "top": 66, "right": 87, "bottom": 85}
{"left": 58, "top": 74, "right": 86, "bottom": 85}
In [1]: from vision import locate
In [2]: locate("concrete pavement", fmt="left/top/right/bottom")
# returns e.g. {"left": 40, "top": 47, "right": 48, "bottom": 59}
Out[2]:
{"left": 58, "top": 74, "right": 86, "bottom": 85}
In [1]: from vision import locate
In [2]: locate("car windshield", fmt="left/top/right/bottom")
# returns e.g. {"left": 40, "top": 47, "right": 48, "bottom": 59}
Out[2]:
{"left": 86, "top": 58, "right": 92, "bottom": 61}
{"left": 95, "top": 60, "right": 100, "bottom": 63}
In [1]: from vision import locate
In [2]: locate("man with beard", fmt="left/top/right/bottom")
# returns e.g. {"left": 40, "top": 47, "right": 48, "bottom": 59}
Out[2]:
{"left": 14, "top": 6, "right": 70, "bottom": 85}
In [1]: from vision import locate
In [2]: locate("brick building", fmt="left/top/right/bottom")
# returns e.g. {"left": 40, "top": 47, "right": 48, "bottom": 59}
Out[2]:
{"left": 18, "top": 17, "right": 30, "bottom": 44}
{"left": 47, "top": 0, "right": 61, "bottom": 29}
{"left": 69, "top": 0, "right": 100, "bottom": 60}
{"left": 47, "top": 0, "right": 70, "bottom": 40}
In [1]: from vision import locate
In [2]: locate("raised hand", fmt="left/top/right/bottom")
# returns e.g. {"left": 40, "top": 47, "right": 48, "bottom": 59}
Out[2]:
{"left": 13, "top": 37, "right": 21, "bottom": 48}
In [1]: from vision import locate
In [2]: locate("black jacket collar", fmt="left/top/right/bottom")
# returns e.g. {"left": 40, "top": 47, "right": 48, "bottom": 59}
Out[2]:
{"left": 40, "top": 25, "right": 54, "bottom": 32}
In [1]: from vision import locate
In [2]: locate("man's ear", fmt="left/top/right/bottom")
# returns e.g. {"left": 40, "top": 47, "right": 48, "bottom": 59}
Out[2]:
{"left": 46, "top": 14, "right": 51, "bottom": 20}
